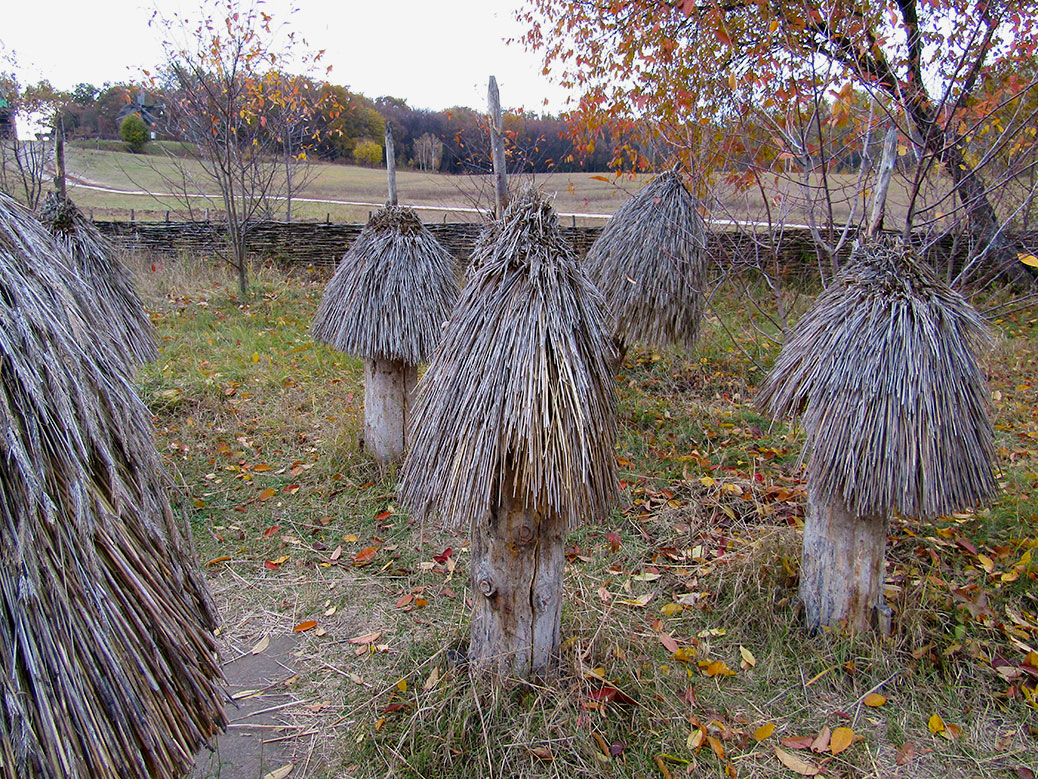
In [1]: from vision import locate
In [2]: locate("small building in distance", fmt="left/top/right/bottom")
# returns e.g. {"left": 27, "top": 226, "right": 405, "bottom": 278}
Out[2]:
{"left": 0, "top": 95, "right": 13, "bottom": 140}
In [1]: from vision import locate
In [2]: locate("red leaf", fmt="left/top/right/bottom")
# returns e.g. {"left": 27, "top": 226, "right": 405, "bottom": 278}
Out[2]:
{"left": 375, "top": 510, "right": 392, "bottom": 522}
{"left": 292, "top": 620, "right": 317, "bottom": 632}
{"left": 264, "top": 560, "right": 280, "bottom": 571}
{"left": 263, "top": 525, "right": 280, "bottom": 537}
{"left": 433, "top": 547, "right": 453, "bottom": 564}
{"left": 353, "top": 546, "right": 378, "bottom": 565}
{"left": 607, "top": 531, "right": 622, "bottom": 553}
{"left": 781, "top": 736, "right": 815, "bottom": 750}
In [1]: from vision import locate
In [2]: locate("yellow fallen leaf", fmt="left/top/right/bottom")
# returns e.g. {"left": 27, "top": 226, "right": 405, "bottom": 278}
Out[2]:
{"left": 1018, "top": 252, "right": 1038, "bottom": 268}
{"left": 258, "top": 487, "right": 276, "bottom": 501}
{"left": 830, "top": 726, "right": 854, "bottom": 755}
{"left": 687, "top": 728, "right": 705, "bottom": 750}
{"left": 753, "top": 722, "right": 775, "bottom": 741}
{"left": 703, "top": 660, "right": 735, "bottom": 677}
{"left": 660, "top": 603, "right": 683, "bottom": 616}
{"left": 707, "top": 735, "right": 725, "bottom": 760}
{"left": 739, "top": 646, "right": 756, "bottom": 668}
{"left": 396, "top": 678, "right": 407, "bottom": 693}
{"left": 774, "top": 746, "right": 820, "bottom": 775}
{"left": 928, "top": 713, "right": 945, "bottom": 734}
{"left": 863, "top": 692, "right": 886, "bottom": 707}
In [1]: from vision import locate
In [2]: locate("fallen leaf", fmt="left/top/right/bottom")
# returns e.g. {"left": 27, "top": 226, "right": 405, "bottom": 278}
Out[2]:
{"left": 704, "top": 660, "right": 735, "bottom": 677}
{"left": 423, "top": 666, "right": 440, "bottom": 692}
{"left": 660, "top": 603, "right": 683, "bottom": 616}
{"left": 1015, "top": 767, "right": 1035, "bottom": 779}
{"left": 863, "top": 692, "right": 886, "bottom": 707}
{"left": 617, "top": 593, "right": 655, "bottom": 607}
{"left": 753, "top": 722, "right": 775, "bottom": 741}
{"left": 928, "top": 713, "right": 945, "bottom": 735}
{"left": 205, "top": 556, "right": 231, "bottom": 566}
{"left": 348, "top": 631, "right": 382, "bottom": 645}
{"left": 707, "top": 736, "right": 725, "bottom": 760}
{"left": 262, "top": 765, "right": 293, "bottom": 779}
{"left": 375, "top": 510, "right": 392, "bottom": 522}
{"left": 396, "top": 678, "right": 407, "bottom": 693}
{"left": 810, "top": 726, "right": 831, "bottom": 753}
{"left": 396, "top": 593, "right": 414, "bottom": 609}
{"left": 660, "top": 633, "right": 680, "bottom": 654}
{"left": 530, "top": 746, "right": 553, "bottom": 761}
{"left": 774, "top": 746, "right": 821, "bottom": 775}
{"left": 739, "top": 646, "right": 756, "bottom": 668}
{"left": 253, "top": 463, "right": 271, "bottom": 472}
{"left": 258, "top": 487, "right": 276, "bottom": 501}
{"left": 251, "top": 635, "right": 270, "bottom": 654}
{"left": 687, "top": 728, "right": 705, "bottom": 750}
{"left": 654, "top": 755, "right": 673, "bottom": 779}
{"left": 780, "top": 736, "right": 815, "bottom": 750}
{"left": 830, "top": 727, "right": 854, "bottom": 755}
{"left": 292, "top": 620, "right": 317, "bottom": 633}
{"left": 353, "top": 546, "right": 378, "bottom": 565}
{"left": 895, "top": 742, "right": 916, "bottom": 765}
{"left": 1018, "top": 253, "right": 1038, "bottom": 268}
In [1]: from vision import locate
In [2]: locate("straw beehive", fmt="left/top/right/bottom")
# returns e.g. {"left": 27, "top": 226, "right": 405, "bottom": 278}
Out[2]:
{"left": 311, "top": 206, "right": 459, "bottom": 459}
{"left": 38, "top": 192, "right": 158, "bottom": 365}
{"left": 584, "top": 169, "right": 708, "bottom": 359}
{"left": 757, "top": 234, "right": 996, "bottom": 630}
{"left": 0, "top": 193, "right": 224, "bottom": 777}
{"left": 400, "top": 188, "right": 617, "bottom": 677}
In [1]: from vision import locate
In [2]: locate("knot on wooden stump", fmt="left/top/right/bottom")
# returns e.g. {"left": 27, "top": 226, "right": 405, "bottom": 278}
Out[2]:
{"left": 477, "top": 574, "right": 497, "bottom": 598}
{"left": 517, "top": 522, "right": 536, "bottom": 544}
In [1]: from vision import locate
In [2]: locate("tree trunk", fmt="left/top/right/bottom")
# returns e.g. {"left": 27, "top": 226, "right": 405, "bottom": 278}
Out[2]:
{"left": 362, "top": 358, "right": 417, "bottom": 461}
{"left": 385, "top": 125, "right": 398, "bottom": 206}
{"left": 469, "top": 462, "right": 564, "bottom": 679}
{"left": 53, "top": 120, "right": 67, "bottom": 200}
{"left": 799, "top": 481, "right": 888, "bottom": 633}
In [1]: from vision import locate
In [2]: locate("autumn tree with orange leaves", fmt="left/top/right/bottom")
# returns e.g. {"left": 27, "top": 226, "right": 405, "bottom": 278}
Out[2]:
{"left": 522, "top": 0, "right": 1038, "bottom": 284}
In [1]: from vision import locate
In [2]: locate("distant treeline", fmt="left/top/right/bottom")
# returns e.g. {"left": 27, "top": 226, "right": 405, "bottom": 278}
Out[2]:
{"left": 53, "top": 81, "right": 619, "bottom": 174}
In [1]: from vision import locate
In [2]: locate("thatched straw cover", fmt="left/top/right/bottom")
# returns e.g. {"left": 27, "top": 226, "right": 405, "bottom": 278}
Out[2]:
{"left": 0, "top": 193, "right": 224, "bottom": 777}
{"left": 584, "top": 169, "right": 708, "bottom": 350}
{"left": 399, "top": 188, "right": 617, "bottom": 532}
{"left": 757, "top": 235, "right": 997, "bottom": 520}
{"left": 311, "top": 206, "right": 459, "bottom": 364}
{"left": 465, "top": 218, "right": 501, "bottom": 280}
{"left": 38, "top": 192, "right": 158, "bottom": 365}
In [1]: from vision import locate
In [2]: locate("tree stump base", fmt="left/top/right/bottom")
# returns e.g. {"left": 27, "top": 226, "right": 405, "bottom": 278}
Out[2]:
{"left": 800, "top": 481, "right": 888, "bottom": 633}
{"left": 363, "top": 358, "right": 417, "bottom": 461}
{"left": 469, "top": 465, "right": 564, "bottom": 679}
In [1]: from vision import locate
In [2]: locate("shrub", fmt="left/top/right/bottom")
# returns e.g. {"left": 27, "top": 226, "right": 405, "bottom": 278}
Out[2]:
{"left": 120, "top": 114, "right": 150, "bottom": 153}
{"left": 352, "top": 139, "right": 382, "bottom": 167}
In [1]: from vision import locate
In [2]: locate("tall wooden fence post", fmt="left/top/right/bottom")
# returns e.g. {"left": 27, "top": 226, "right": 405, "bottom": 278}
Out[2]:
{"left": 488, "top": 76, "right": 508, "bottom": 219}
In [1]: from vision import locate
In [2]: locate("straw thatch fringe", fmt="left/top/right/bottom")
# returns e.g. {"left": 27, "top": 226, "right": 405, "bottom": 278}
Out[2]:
{"left": 311, "top": 206, "right": 459, "bottom": 364}
{"left": 757, "top": 235, "right": 997, "bottom": 520}
{"left": 583, "top": 169, "right": 708, "bottom": 351}
{"left": 399, "top": 187, "right": 618, "bottom": 533}
{"left": 465, "top": 219, "right": 501, "bottom": 280}
{"left": 0, "top": 193, "right": 224, "bottom": 778}
{"left": 38, "top": 192, "right": 158, "bottom": 365}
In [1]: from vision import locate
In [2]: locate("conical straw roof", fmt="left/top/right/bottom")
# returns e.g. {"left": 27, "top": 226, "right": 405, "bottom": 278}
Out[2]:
{"left": 399, "top": 187, "right": 617, "bottom": 532}
{"left": 0, "top": 193, "right": 224, "bottom": 777}
{"left": 584, "top": 169, "right": 708, "bottom": 350}
{"left": 757, "top": 235, "right": 997, "bottom": 520}
{"left": 38, "top": 192, "right": 158, "bottom": 365}
{"left": 311, "top": 206, "right": 459, "bottom": 364}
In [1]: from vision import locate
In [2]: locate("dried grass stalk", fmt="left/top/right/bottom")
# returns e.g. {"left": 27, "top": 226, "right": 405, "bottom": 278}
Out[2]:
{"left": 311, "top": 206, "right": 459, "bottom": 363}
{"left": 399, "top": 188, "right": 618, "bottom": 532}
{"left": 583, "top": 169, "right": 708, "bottom": 350}
{"left": 38, "top": 192, "right": 158, "bottom": 365}
{"left": 0, "top": 193, "right": 224, "bottom": 778}
{"left": 757, "top": 235, "right": 997, "bottom": 519}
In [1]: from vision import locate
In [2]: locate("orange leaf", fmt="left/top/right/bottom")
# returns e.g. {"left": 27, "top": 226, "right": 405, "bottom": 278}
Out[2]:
{"left": 375, "top": 510, "right": 392, "bottom": 522}
{"left": 830, "top": 727, "right": 854, "bottom": 755}
{"left": 753, "top": 722, "right": 775, "bottom": 741}
{"left": 774, "top": 746, "right": 820, "bottom": 775}
{"left": 204, "top": 556, "right": 231, "bottom": 566}
{"left": 654, "top": 755, "right": 673, "bottom": 779}
{"left": 293, "top": 620, "right": 317, "bottom": 632}
{"left": 258, "top": 487, "right": 276, "bottom": 501}
{"left": 253, "top": 463, "right": 271, "bottom": 472}
{"left": 863, "top": 692, "right": 886, "bottom": 707}
{"left": 354, "top": 546, "right": 378, "bottom": 565}
{"left": 707, "top": 736, "right": 725, "bottom": 760}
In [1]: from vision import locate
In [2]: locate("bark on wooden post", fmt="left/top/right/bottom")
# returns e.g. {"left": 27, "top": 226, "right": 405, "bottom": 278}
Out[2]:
{"left": 53, "top": 119, "right": 67, "bottom": 200}
{"left": 311, "top": 207, "right": 459, "bottom": 461}
{"left": 400, "top": 188, "right": 617, "bottom": 680}
{"left": 385, "top": 125, "right": 398, "bottom": 207}
{"left": 488, "top": 76, "right": 509, "bottom": 219}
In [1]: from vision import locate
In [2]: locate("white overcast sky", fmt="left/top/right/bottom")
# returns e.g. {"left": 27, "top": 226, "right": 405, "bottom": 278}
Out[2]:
{"left": 2, "top": 0, "right": 571, "bottom": 113}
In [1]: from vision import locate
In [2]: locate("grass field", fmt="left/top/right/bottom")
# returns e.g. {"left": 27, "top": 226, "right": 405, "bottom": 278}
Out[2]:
{"left": 54, "top": 143, "right": 963, "bottom": 231}
{"left": 128, "top": 252, "right": 1038, "bottom": 779}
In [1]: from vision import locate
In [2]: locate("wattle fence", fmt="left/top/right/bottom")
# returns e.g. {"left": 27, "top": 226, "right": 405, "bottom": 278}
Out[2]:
{"left": 95, "top": 218, "right": 1035, "bottom": 279}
